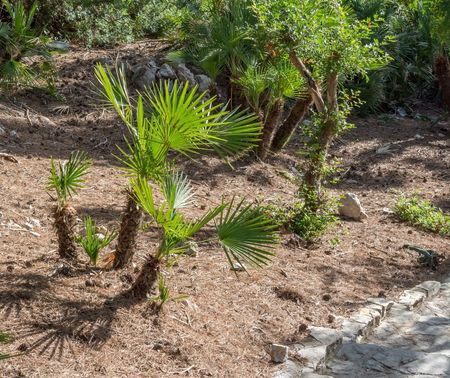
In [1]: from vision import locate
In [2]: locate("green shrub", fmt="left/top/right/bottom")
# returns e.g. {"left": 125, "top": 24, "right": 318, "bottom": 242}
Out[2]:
{"left": 394, "top": 196, "right": 450, "bottom": 236}
{"left": 263, "top": 197, "right": 337, "bottom": 241}
{"left": 33, "top": 0, "right": 191, "bottom": 47}
{"left": 0, "top": 0, "right": 57, "bottom": 89}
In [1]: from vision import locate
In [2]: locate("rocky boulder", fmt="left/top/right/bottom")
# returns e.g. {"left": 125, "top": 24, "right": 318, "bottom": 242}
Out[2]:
{"left": 338, "top": 193, "right": 368, "bottom": 221}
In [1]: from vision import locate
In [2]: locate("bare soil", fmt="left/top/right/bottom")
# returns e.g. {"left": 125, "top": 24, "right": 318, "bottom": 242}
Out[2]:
{"left": 0, "top": 40, "right": 449, "bottom": 377}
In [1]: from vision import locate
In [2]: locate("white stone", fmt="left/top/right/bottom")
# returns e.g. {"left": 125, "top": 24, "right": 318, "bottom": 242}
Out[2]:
{"left": 338, "top": 193, "right": 368, "bottom": 221}
{"left": 399, "top": 290, "right": 426, "bottom": 309}
{"left": 0, "top": 125, "right": 6, "bottom": 136}
{"left": 270, "top": 344, "right": 289, "bottom": 363}
{"left": 309, "top": 326, "right": 342, "bottom": 346}
{"left": 414, "top": 281, "right": 441, "bottom": 298}
{"left": 231, "top": 262, "right": 246, "bottom": 271}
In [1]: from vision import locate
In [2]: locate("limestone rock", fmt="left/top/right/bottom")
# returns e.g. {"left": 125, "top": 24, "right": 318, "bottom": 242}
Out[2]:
{"left": 195, "top": 74, "right": 213, "bottom": 93}
{"left": 338, "top": 193, "right": 368, "bottom": 221}
{"left": 270, "top": 344, "right": 289, "bottom": 363}
{"left": 157, "top": 63, "right": 177, "bottom": 80}
{"left": 132, "top": 65, "right": 158, "bottom": 91}
{"left": 176, "top": 63, "right": 196, "bottom": 86}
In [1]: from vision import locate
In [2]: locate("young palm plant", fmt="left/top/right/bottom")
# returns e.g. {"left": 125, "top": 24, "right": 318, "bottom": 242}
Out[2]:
{"left": 0, "top": 0, "right": 56, "bottom": 88}
{"left": 76, "top": 216, "right": 117, "bottom": 265}
{"left": 128, "top": 174, "right": 278, "bottom": 300}
{"left": 95, "top": 64, "right": 262, "bottom": 270}
{"left": 48, "top": 151, "right": 91, "bottom": 259}
{"left": 236, "top": 59, "right": 309, "bottom": 159}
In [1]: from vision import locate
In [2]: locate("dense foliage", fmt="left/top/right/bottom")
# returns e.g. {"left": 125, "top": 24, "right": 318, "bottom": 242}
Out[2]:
{"left": 395, "top": 195, "right": 450, "bottom": 236}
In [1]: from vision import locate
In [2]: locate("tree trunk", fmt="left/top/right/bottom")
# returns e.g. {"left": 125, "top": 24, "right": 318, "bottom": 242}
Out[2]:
{"left": 112, "top": 190, "right": 143, "bottom": 270}
{"left": 128, "top": 254, "right": 160, "bottom": 299}
{"left": 54, "top": 204, "right": 77, "bottom": 259}
{"left": 303, "top": 74, "right": 339, "bottom": 210}
{"left": 435, "top": 55, "right": 450, "bottom": 112}
{"left": 271, "top": 95, "right": 312, "bottom": 152}
{"left": 257, "top": 98, "right": 285, "bottom": 160}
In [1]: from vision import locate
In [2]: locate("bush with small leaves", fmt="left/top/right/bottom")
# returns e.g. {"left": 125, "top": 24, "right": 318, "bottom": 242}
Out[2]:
{"left": 394, "top": 195, "right": 450, "bottom": 236}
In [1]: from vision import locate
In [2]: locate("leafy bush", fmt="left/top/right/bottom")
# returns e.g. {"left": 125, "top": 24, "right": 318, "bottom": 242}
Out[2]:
{"left": 33, "top": 0, "right": 190, "bottom": 47}
{"left": 263, "top": 196, "right": 337, "bottom": 241}
{"left": 0, "top": 0, "right": 56, "bottom": 89}
{"left": 394, "top": 196, "right": 450, "bottom": 236}
{"left": 76, "top": 216, "right": 117, "bottom": 265}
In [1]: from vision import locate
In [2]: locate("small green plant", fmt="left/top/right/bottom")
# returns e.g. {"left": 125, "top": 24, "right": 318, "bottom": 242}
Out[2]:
{"left": 394, "top": 196, "right": 450, "bottom": 236}
{"left": 0, "top": 331, "right": 14, "bottom": 360}
{"left": 0, "top": 0, "right": 57, "bottom": 89}
{"left": 262, "top": 195, "right": 337, "bottom": 242}
{"left": 127, "top": 175, "right": 278, "bottom": 299}
{"left": 151, "top": 273, "right": 188, "bottom": 311}
{"left": 95, "top": 64, "right": 262, "bottom": 270}
{"left": 76, "top": 216, "right": 117, "bottom": 265}
{"left": 48, "top": 151, "right": 91, "bottom": 259}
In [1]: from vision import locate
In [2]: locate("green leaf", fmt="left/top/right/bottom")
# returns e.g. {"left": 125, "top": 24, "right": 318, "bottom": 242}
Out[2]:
{"left": 47, "top": 151, "right": 91, "bottom": 206}
{"left": 216, "top": 198, "right": 278, "bottom": 269}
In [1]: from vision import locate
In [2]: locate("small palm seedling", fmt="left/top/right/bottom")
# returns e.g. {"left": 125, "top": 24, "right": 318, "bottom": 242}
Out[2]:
{"left": 95, "top": 64, "right": 262, "bottom": 270}
{"left": 127, "top": 174, "right": 278, "bottom": 300}
{"left": 76, "top": 216, "right": 117, "bottom": 265}
{"left": 48, "top": 151, "right": 91, "bottom": 259}
{"left": 151, "top": 273, "right": 188, "bottom": 312}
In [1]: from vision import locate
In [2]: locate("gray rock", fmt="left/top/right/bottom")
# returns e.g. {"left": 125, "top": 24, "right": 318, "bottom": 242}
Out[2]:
{"left": 195, "top": 74, "right": 213, "bottom": 93}
{"left": 270, "top": 344, "right": 289, "bottom": 363}
{"left": 176, "top": 63, "right": 196, "bottom": 86}
{"left": 132, "top": 65, "right": 158, "bottom": 91}
{"left": 338, "top": 193, "right": 368, "bottom": 221}
{"left": 309, "top": 327, "right": 342, "bottom": 346}
{"left": 367, "top": 298, "right": 394, "bottom": 317}
{"left": 398, "top": 290, "right": 426, "bottom": 309}
{"left": 414, "top": 281, "right": 441, "bottom": 298}
{"left": 0, "top": 124, "right": 6, "bottom": 136}
{"left": 157, "top": 63, "right": 177, "bottom": 80}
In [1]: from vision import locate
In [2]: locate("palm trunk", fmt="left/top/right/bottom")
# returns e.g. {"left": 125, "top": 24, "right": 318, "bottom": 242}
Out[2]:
{"left": 54, "top": 204, "right": 77, "bottom": 259}
{"left": 435, "top": 55, "right": 450, "bottom": 112}
{"left": 257, "top": 98, "right": 285, "bottom": 160}
{"left": 271, "top": 95, "right": 312, "bottom": 152}
{"left": 128, "top": 254, "right": 160, "bottom": 299}
{"left": 112, "top": 190, "right": 143, "bottom": 269}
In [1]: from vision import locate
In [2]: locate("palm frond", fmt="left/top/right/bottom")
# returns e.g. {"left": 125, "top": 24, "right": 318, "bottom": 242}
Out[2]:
{"left": 215, "top": 198, "right": 277, "bottom": 270}
{"left": 161, "top": 172, "right": 195, "bottom": 213}
{"left": 48, "top": 151, "right": 91, "bottom": 206}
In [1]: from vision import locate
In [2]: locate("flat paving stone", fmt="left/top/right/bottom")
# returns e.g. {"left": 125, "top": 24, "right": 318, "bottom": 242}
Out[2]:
{"left": 322, "top": 277, "right": 450, "bottom": 377}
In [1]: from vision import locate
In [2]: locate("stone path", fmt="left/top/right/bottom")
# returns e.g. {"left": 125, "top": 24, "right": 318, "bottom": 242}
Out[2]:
{"left": 323, "top": 278, "right": 450, "bottom": 377}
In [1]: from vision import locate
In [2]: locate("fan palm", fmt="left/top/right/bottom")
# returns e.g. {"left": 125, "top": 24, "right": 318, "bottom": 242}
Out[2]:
{"left": 0, "top": 0, "right": 55, "bottom": 88}
{"left": 95, "top": 64, "right": 262, "bottom": 269}
{"left": 128, "top": 175, "right": 277, "bottom": 299}
{"left": 47, "top": 151, "right": 91, "bottom": 259}
{"left": 236, "top": 58, "right": 309, "bottom": 158}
